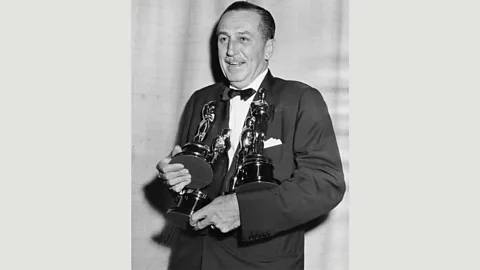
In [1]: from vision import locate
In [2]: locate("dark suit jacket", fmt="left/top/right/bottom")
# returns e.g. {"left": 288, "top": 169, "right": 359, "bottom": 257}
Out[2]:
{"left": 168, "top": 71, "right": 345, "bottom": 270}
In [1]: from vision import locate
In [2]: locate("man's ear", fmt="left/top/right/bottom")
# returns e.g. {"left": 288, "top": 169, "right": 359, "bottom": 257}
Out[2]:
{"left": 264, "top": 39, "right": 275, "bottom": 60}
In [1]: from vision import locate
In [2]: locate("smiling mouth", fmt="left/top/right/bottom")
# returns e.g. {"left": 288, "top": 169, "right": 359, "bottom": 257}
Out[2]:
{"left": 225, "top": 59, "right": 245, "bottom": 67}
{"left": 227, "top": 62, "right": 244, "bottom": 68}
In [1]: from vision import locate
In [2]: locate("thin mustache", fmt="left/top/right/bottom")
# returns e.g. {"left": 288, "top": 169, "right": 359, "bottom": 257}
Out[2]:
{"left": 225, "top": 58, "right": 245, "bottom": 63}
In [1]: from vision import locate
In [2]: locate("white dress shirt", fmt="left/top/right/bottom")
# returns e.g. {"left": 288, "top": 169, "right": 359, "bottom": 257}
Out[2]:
{"left": 227, "top": 68, "right": 269, "bottom": 169}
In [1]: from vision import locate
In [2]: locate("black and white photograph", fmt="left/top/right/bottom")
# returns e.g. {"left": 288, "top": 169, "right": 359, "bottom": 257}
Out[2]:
{"left": 132, "top": 1, "right": 349, "bottom": 269}
{"left": 4, "top": 1, "right": 480, "bottom": 270}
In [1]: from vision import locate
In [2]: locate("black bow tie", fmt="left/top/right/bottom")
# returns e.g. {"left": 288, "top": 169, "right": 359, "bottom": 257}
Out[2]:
{"left": 221, "top": 87, "right": 256, "bottom": 101}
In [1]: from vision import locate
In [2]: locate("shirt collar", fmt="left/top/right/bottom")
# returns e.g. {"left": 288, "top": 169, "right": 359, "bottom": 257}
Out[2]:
{"left": 229, "top": 68, "right": 269, "bottom": 91}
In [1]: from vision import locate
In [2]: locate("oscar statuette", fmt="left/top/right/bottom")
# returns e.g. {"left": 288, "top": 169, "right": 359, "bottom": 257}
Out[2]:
{"left": 166, "top": 101, "right": 217, "bottom": 229}
{"left": 229, "top": 88, "right": 280, "bottom": 193}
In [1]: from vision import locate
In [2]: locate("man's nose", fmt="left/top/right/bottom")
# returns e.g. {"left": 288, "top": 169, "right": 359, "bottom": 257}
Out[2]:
{"left": 226, "top": 40, "right": 237, "bottom": 56}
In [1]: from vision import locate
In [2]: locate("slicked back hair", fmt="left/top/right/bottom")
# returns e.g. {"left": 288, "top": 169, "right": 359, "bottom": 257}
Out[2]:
{"left": 219, "top": 1, "right": 276, "bottom": 41}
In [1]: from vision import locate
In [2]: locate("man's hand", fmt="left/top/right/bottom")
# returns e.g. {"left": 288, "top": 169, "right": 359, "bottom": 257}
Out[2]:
{"left": 156, "top": 145, "right": 191, "bottom": 193}
{"left": 190, "top": 194, "right": 241, "bottom": 233}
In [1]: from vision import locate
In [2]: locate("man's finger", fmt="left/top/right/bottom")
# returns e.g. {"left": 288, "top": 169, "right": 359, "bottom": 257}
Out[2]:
{"left": 156, "top": 160, "right": 166, "bottom": 172}
{"left": 165, "top": 173, "right": 191, "bottom": 186}
{"left": 156, "top": 145, "right": 184, "bottom": 172}
{"left": 171, "top": 180, "right": 191, "bottom": 193}
{"left": 164, "top": 168, "right": 189, "bottom": 181}
{"left": 156, "top": 159, "right": 172, "bottom": 172}
{"left": 190, "top": 206, "right": 209, "bottom": 225}
{"left": 171, "top": 145, "right": 182, "bottom": 157}
{"left": 195, "top": 217, "right": 212, "bottom": 231}
{"left": 159, "top": 163, "right": 185, "bottom": 174}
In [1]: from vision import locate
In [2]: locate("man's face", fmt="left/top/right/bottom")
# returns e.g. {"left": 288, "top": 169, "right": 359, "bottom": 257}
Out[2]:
{"left": 217, "top": 10, "right": 274, "bottom": 89}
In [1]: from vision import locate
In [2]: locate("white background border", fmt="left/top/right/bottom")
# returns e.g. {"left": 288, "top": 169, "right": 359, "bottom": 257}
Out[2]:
{"left": 1, "top": 0, "right": 479, "bottom": 269}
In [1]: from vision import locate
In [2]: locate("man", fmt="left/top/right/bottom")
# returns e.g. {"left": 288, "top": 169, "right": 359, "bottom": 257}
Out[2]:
{"left": 156, "top": 1, "right": 345, "bottom": 269}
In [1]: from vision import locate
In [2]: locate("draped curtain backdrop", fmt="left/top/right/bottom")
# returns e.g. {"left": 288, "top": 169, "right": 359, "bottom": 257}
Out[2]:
{"left": 132, "top": 0, "right": 349, "bottom": 269}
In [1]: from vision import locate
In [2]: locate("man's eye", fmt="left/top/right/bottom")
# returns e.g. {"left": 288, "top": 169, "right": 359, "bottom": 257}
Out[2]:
{"left": 218, "top": 37, "right": 227, "bottom": 43}
{"left": 240, "top": 37, "right": 249, "bottom": 42}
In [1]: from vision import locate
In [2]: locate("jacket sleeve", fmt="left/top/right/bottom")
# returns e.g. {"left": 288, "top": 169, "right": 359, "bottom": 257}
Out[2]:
{"left": 161, "top": 93, "right": 196, "bottom": 208}
{"left": 236, "top": 87, "right": 346, "bottom": 242}
{"left": 175, "top": 93, "right": 196, "bottom": 146}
